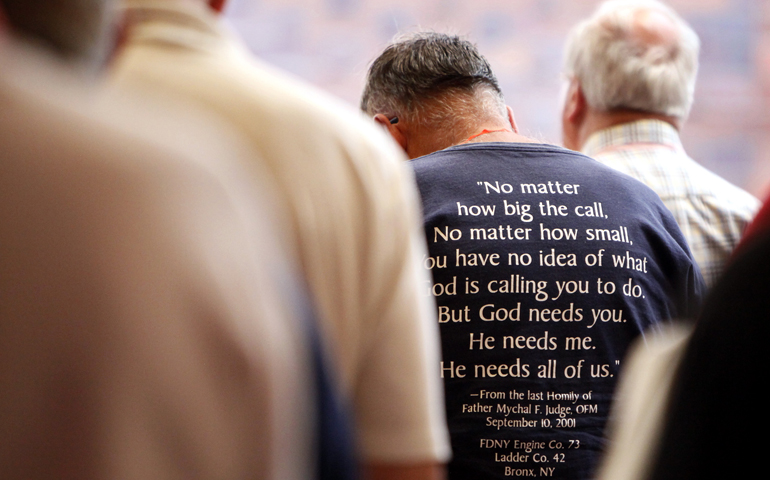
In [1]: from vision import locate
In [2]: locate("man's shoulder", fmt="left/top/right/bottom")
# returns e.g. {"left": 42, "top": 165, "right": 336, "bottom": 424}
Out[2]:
{"left": 413, "top": 142, "right": 661, "bottom": 195}
{"left": 241, "top": 57, "right": 405, "bottom": 160}
{"left": 683, "top": 159, "right": 761, "bottom": 215}
{"left": 415, "top": 141, "right": 623, "bottom": 170}
{"left": 114, "top": 21, "right": 409, "bottom": 184}
{"left": 596, "top": 142, "right": 760, "bottom": 215}
{"left": 2, "top": 40, "right": 263, "bottom": 226}
{"left": 213, "top": 53, "right": 414, "bottom": 201}
{"left": 0, "top": 46, "right": 178, "bottom": 176}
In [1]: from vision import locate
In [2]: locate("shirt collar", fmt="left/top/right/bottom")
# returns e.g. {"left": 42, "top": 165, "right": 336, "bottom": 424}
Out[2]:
{"left": 581, "top": 119, "right": 684, "bottom": 157}
{"left": 122, "top": 0, "right": 224, "bottom": 52}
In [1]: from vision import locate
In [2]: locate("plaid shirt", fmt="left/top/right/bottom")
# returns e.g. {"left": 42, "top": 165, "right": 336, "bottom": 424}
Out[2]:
{"left": 583, "top": 119, "right": 760, "bottom": 287}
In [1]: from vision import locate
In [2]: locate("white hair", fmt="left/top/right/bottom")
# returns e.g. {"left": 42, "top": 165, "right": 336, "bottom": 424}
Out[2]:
{"left": 563, "top": 0, "right": 700, "bottom": 119}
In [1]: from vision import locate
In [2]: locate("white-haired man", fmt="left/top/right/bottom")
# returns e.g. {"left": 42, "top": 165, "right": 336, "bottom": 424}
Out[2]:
{"left": 109, "top": 1, "right": 451, "bottom": 479}
{"left": 562, "top": 0, "right": 760, "bottom": 287}
{"left": 362, "top": 32, "right": 704, "bottom": 480}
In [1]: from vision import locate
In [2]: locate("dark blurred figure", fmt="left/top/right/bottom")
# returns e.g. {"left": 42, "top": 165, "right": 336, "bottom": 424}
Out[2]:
{"left": 596, "top": 226, "right": 764, "bottom": 480}
{"left": 362, "top": 32, "right": 703, "bottom": 480}
{"left": 110, "top": 2, "right": 451, "bottom": 480}
{"left": 598, "top": 167, "right": 770, "bottom": 479}
{"left": 0, "top": 1, "right": 324, "bottom": 478}
{"left": 646, "top": 237, "right": 761, "bottom": 478}
{"left": 561, "top": 0, "right": 759, "bottom": 287}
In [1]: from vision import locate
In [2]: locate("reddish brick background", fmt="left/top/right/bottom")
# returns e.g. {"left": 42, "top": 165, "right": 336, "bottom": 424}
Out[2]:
{"left": 227, "top": 0, "right": 770, "bottom": 198}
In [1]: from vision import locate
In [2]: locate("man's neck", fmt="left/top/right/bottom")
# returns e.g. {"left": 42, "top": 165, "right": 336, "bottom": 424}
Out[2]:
{"left": 578, "top": 108, "right": 681, "bottom": 150}
{"left": 455, "top": 126, "right": 537, "bottom": 146}
{"left": 452, "top": 118, "right": 537, "bottom": 145}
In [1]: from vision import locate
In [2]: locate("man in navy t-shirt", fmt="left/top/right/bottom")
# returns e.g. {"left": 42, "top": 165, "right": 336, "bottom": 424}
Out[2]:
{"left": 361, "top": 32, "right": 704, "bottom": 480}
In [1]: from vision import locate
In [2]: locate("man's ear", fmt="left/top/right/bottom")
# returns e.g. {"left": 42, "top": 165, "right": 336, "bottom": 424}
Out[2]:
{"left": 561, "top": 78, "right": 587, "bottom": 150}
{"left": 209, "top": 0, "right": 228, "bottom": 13}
{"left": 563, "top": 79, "right": 587, "bottom": 123}
{"left": 374, "top": 114, "right": 408, "bottom": 154}
{"left": 506, "top": 106, "right": 519, "bottom": 134}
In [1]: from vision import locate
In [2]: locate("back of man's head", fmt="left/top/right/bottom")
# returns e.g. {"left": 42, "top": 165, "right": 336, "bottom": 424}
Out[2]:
{"left": 563, "top": 0, "right": 699, "bottom": 120}
{"left": 361, "top": 32, "right": 506, "bottom": 133}
{"left": 0, "top": 0, "right": 115, "bottom": 66}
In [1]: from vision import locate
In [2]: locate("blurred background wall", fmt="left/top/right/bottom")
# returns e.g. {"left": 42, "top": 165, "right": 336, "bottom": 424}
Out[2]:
{"left": 227, "top": 0, "right": 770, "bottom": 198}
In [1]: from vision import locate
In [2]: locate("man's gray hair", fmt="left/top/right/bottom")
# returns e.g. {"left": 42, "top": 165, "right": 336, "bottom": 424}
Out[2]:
{"left": 361, "top": 32, "right": 506, "bottom": 126}
{"left": 563, "top": 0, "right": 700, "bottom": 119}
{"left": 0, "top": 0, "right": 115, "bottom": 65}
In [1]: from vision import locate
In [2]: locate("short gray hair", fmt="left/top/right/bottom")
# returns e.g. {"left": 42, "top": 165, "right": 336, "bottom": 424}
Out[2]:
{"left": 361, "top": 32, "right": 506, "bottom": 126}
{"left": 563, "top": 0, "right": 700, "bottom": 119}
{"left": 0, "top": 0, "right": 115, "bottom": 65}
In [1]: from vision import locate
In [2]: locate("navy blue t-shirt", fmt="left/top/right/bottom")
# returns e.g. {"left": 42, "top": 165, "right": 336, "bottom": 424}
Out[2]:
{"left": 410, "top": 142, "right": 704, "bottom": 480}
